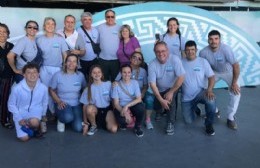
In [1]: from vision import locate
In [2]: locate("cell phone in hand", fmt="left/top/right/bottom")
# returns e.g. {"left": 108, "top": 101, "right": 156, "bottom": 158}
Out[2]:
{"left": 155, "top": 33, "right": 160, "bottom": 40}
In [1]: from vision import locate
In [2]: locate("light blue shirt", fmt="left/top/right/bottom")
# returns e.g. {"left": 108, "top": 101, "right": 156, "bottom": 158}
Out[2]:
{"left": 199, "top": 43, "right": 237, "bottom": 73}
{"left": 111, "top": 80, "right": 141, "bottom": 107}
{"left": 98, "top": 23, "right": 120, "bottom": 60}
{"left": 49, "top": 71, "right": 86, "bottom": 106}
{"left": 148, "top": 54, "right": 185, "bottom": 92}
{"left": 181, "top": 57, "right": 214, "bottom": 102}
{"left": 80, "top": 81, "right": 112, "bottom": 108}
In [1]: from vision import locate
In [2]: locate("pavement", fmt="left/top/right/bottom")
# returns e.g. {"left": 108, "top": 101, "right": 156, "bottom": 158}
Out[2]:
{"left": 0, "top": 86, "right": 259, "bottom": 168}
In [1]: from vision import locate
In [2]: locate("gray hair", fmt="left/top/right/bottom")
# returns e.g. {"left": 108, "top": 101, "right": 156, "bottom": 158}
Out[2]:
{"left": 81, "top": 12, "right": 92, "bottom": 19}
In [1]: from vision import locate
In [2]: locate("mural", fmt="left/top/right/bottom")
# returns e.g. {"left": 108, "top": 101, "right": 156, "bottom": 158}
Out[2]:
{"left": 92, "top": 2, "right": 260, "bottom": 87}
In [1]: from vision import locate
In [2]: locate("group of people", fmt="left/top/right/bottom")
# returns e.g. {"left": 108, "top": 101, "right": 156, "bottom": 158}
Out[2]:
{"left": 0, "top": 9, "right": 241, "bottom": 141}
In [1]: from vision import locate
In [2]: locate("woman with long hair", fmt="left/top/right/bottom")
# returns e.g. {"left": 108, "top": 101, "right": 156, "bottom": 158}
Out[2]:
{"left": 49, "top": 54, "right": 86, "bottom": 133}
{"left": 112, "top": 64, "right": 145, "bottom": 137}
{"left": 80, "top": 65, "right": 117, "bottom": 136}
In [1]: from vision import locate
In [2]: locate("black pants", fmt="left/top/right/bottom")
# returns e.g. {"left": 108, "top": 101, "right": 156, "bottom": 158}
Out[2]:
{"left": 114, "top": 102, "right": 145, "bottom": 128}
{"left": 154, "top": 89, "right": 178, "bottom": 124}
{"left": 79, "top": 58, "right": 99, "bottom": 80}
{"left": 98, "top": 58, "right": 119, "bottom": 82}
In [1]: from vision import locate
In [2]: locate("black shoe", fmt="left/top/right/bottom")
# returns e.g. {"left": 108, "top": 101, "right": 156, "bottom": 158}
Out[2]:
{"left": 205, "top": 125, "right": 215, "bottom": 136}
{"left": 134, "top": 127, "right": 144, "bottom": 137}
{"left": 227, "top": 119, "right": 237, "bottom": 130}
{"left": 195, "top": 107, "right": 201, "bottom": 117}
{"left": 119, "top": 124, "right": 127, "bottom": 131}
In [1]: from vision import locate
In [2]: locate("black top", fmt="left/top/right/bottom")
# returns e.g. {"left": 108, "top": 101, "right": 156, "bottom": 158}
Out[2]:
{"left": 0, "top": 42, "right": 14, "bottom": 79}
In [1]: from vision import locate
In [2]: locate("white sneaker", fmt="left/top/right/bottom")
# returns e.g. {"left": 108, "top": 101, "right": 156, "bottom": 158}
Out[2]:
{"left": 40, "top": 121, "right": 47, "bottom": 133}
{"left": 57, "top": 120, "right": 65, "bottom": 132}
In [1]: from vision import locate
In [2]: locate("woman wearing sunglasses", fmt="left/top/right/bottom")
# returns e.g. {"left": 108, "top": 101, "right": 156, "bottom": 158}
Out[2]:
{"left": 7, "top": 20, "right": 39, "bottom": 83}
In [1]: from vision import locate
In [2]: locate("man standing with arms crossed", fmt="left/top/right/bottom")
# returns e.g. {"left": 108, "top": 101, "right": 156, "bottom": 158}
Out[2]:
{"left": 199, "top": 30, "right": 241, "bottom": 130}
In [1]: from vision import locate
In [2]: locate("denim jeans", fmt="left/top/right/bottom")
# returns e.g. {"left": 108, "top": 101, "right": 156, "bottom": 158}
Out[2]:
{"left": 55, "top": 104, "right": 83, "bottom": 132}
{"left": 181, "top": 90, "right": 216, "bottom": 126}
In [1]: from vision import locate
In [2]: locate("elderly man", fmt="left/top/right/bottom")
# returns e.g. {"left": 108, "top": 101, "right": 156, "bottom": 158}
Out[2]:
{"left": 97, "top": 9, "right": 121, "bottom": 81}
{"left": 181, "top": 40, "right": 216, "bottom": 135}
{"left": 148, "top": 41, "right": 185, "bottom": 135}
{"left": 199, "top": 30, "right": 241, "bottom": 130}
{"left": 77, "top": 12, "right": 99, "bottom": 79}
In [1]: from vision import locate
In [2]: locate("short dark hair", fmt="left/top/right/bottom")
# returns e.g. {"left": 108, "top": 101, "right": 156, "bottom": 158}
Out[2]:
{"left": 208, "top": 30, "right": 221, "bottom": 38}
{"left": 105, "top": 9, "right": 115, "bottom": 16}
{"left": 22, "top": 63, "right": 40, "bottom": 74}
{"left": 120, "top": 64, "right": 132, "bottom": 73}
{"left": 0, "top": 22, "right": 10, "bottom": 38}
{"left": 25, "top": 20, "right": 39, "bottom": 30}
{"left": 185, "top": 40, "right": 197, "bottom": 49}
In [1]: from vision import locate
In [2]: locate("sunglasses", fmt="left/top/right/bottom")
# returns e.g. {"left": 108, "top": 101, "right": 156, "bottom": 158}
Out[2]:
{"left": 132, "top": 55, "right": 142, "bottom": 61}
{"left": 106, "top": 15, "right": 115, "bottom": 19}
{"left": 27, "top": 26, "right": 38, "bottom": 30}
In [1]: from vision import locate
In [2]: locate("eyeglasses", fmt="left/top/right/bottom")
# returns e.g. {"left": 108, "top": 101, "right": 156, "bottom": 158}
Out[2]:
{"left": 106, "top": 15, "right": 115, "bottom": 19}
{"left": 27, "top": 26, "right": 38, "bottom": 30}
{"left": 132, "top": 55, "right": 142, "bottom": 61}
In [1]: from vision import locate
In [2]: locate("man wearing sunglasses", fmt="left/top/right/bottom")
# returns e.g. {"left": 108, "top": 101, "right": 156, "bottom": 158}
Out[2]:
{"left": 97, "top": 9, "right": 121, "bottom": 82}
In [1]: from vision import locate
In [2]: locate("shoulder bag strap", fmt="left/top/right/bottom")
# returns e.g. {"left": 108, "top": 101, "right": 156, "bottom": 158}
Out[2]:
{"left": 80, "top": 25, "right": 94, "bottom": 43}
{"left": 118, "top": 81, "right": 135, "bottom": 99}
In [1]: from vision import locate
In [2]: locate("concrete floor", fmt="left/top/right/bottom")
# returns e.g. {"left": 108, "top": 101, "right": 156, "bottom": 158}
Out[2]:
{"left": 0, "top": 86, "right": 259, "bottom": 168}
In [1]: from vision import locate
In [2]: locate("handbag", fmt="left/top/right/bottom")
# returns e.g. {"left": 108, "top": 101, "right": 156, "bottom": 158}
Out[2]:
{"left": 80, "top": 26, "right": 101, "bottom": 56}
{"left": 20, "top": 45, "right": 43, "bottom": 67}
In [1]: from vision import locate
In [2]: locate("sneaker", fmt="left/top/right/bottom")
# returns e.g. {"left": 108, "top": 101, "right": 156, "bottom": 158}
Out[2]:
{"left": 87, "top": 125, "right": 97, "bottom": 136}
{"left": 57, "top": 120, "right": 65, "bottom": 132}
{"left": 21, "top": 126, "right": 34, "bottom": 137}
{"left": 215, "top": 110, "right": 221, "bottom": 119}
{"left": 145, "top": 121, "right": 154, "bottom": 130}
{"left": 227, "top": 119, "right": 237, "bottom": 130}
{"left": 134, "top": 127, "right": 144, "bottom": 137}
{"left": 155, "top": 112, "right": 161, "bottom": 121}
{"left": 40, "top": 121, "right": 47, "bottom": 133}
{"left": 166, "top": 122, "right": 174, "bottom": 135}
{"left": 205, "top": 125, "right": 215, "bottom": 136}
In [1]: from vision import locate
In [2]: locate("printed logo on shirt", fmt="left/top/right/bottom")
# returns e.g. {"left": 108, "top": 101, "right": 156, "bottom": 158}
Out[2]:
{"left": 193, "top": 66, "right": 201, "bottom": 72}
{"left": 53, "top": 43, "right": 60, "bottom": 48}
{"left": 112, "top": 31, "right": 118, "bottom": 35}
{"left": 166, "top": 65, "right": 174, "bottom": 72}
{"left": 138, "top": 76, "right": 144, "bottom": 81}
{"left": 216, "top": 57, "right": 223, "bottom": 62}
{"left": 102, "top": 91, "right": 110, "bottom": 96}
{"left": 73, "top": 82, "right": 81, "bottom": 86}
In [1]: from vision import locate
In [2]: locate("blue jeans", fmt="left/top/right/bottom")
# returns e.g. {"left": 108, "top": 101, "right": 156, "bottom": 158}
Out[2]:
{"left": 55, "top": 104, "right": 83, "bottom": 132}
{"left": 181, "top": 90, "right": 216, "bottom": 126}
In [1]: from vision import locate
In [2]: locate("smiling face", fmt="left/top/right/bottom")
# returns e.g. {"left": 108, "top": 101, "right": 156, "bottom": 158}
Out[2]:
{"left": 25, "top": 22, "right": 38, "bottom": 38}
{"left": 44, "top": 18, "right": 56, "bottom": 34}
{"left": 91, "top": 67, "right": 103, "bottom": 82}
{"left": 185, "top": 46, "right": 197, "bottom": 61}
{"left": 154, "top": 43, "right": 169, "bottom": 64}
{"left": 81, "top": 16, "right": 92, "bottom": 29}
{"left": 105, "top": 11, "right": 116, "bottom": 26}
{"left": 121, "top": 27, "right": 130, "bottom": 39}
{"left": 167, "top": 20, "right": 178, "bottom": 34}
{"left": 65, "top": 55, "right": 78, "bottom": 72}
{"left": 64, "top": 16, "right": 75, "bottom": 32}
{"left": 24, "top": 68, "right": 39, "bottom": 83}
{"left": 130, "top": 52, "right": 143, "bottom": 67}
{"left": 0, "top": 26, "right": 8, "bottom": 43}
{"left": 121, "top": 66, "right": 132, "bottom": 82}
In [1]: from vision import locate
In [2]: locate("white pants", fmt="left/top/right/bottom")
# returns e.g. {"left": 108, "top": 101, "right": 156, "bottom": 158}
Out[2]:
{"left": 40, "top": 66, "right": 61, "bottom": 114}
{"left": 215, "top": 71, "right": 241, "bottom": 120}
